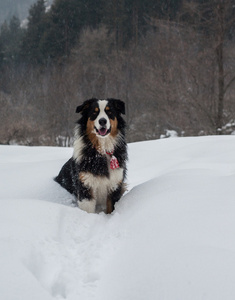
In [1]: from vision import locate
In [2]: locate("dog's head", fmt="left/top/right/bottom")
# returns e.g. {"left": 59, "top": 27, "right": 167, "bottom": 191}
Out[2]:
{"left": 76, "top": 98, "right": 125, "bottom": 140}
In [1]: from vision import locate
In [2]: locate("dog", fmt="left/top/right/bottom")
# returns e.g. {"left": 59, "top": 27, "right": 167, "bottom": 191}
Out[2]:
{"left": 55, "top": 98, "right": 127, "bottom": 214}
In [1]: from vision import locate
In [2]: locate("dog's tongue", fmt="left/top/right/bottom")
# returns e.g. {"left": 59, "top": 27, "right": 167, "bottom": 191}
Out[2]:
{"left": 98, "top": 128, "right": 107, "bottom": 136}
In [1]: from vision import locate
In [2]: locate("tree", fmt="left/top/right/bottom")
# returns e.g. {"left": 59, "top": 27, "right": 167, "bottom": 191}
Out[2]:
{"left": 181, "top": 0, "right": 235, "bottom": 133}
{"left": 214, "top": 1, "right": 235, "bottom": 133}
{"left": 0, "top": 21, "right": 8, "bottom": 60}
{"left": 20, "top": 0, "right": 46, "bottom": 64}
{"left": 41, "top": 0, "right": 101, "bottom": 60}
{"left": 0, "top": 40, "right": 3, "bottom": 66}
{"left": 0, "top": 16, "right": 23, "bottom": 64}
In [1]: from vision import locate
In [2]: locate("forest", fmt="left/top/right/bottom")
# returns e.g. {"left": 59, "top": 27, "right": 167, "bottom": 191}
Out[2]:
{"left": 0, "top": 0, "right": 235, "bottom": 145}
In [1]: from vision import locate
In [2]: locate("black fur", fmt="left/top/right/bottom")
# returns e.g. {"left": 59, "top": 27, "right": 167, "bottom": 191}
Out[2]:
{"left": 55, "top": 98, "right": 127, "bottom": 213}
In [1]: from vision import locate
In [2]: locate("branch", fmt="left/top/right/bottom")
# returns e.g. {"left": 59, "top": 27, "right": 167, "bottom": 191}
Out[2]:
{"left": 187, "top": 90, "right": 216, "bottom": 127}
{"left": 225, "top": 75, "right": 235, "bottom": 94}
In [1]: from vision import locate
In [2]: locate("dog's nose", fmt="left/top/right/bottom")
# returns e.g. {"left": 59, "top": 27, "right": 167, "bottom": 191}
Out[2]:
{"left": 99, "top": 118, "right": 107, "bottom": 126}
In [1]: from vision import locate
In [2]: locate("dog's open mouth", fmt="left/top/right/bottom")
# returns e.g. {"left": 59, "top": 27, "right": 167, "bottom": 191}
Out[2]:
{"left": 95, "top": 127, "right": 111, "bottom": 137}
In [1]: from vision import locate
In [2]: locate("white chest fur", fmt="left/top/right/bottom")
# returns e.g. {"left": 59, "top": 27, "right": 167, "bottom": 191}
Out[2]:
{"left": 79, "top": 167, "right": 124, "bottom": 207}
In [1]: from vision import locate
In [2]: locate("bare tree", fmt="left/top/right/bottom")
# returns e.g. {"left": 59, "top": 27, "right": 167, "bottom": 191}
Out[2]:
{"left": 181, "top": 0, "right": 235, "bottom": 133}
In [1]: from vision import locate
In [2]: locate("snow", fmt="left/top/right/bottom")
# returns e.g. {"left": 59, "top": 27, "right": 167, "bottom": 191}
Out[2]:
{"left": 160, "top": 129, "right": 178, "bottom": 138}
{"left": 1, "top": 136, "right": 235, "bottom": 300}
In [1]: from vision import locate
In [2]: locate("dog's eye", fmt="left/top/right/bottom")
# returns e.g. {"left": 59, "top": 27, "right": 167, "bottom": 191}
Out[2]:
{"left": 93, "top": 108, "right": 99, "bottom": 114}
{"left": 106, "top": 110, "right": 115, "bottom": 120}
{"left": 89, "top": 111, "right": 99, "bottom": 120}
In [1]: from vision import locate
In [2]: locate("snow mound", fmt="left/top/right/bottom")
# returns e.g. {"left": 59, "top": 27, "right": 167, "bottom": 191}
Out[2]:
{"left": 1, "top": 136, "right": 235, "bottom": 300}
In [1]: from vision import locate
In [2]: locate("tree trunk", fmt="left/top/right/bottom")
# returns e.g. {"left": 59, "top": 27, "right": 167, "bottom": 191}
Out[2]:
{"left": 215, "top": 3, "right": 225, "bottom": 134}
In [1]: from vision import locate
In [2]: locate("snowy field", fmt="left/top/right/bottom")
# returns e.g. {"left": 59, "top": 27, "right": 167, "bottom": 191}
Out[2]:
{"left": 1, "top": 136, "right": 235, "bottom": 300}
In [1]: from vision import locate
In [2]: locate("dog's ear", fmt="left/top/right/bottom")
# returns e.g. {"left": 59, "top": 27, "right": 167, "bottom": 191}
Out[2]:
{"left": 76, "top": 99, "right": 96, "bottom": 114}
{"left": 108, "top": 98, "right": 125, "bottom": 115}
{"left": 114, "top": 99, "right": 125, "bottom": 115}
{"left": 76, "top": 104, "right": 84, "bottom": 114}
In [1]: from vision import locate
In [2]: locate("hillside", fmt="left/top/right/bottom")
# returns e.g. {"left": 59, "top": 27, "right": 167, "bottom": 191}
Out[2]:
{"left": 1, "top": 1, "right": 235, "bottom": 144}
{"left": 1, "top": 136, "right": 235, "bottom": 299}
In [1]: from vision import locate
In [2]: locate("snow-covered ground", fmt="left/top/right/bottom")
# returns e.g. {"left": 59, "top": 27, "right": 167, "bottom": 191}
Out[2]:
{"left": 1, "top": 136, "right": 235, "bottom": 300}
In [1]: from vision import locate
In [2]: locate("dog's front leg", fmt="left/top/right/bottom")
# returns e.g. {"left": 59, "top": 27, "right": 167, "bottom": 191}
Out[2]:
{"left": 78, "top": 198, "right": 96, "bottom": 213}
{"left": 106, "top": 183, "right": 124, "bottom": 214}
{"left": 77, "top": 182, "right": 96, "bottom": 213}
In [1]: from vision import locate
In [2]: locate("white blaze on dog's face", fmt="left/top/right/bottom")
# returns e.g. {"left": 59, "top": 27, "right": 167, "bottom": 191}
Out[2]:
{"left": 94, "top": 100, "right": 111, "bottom": 137}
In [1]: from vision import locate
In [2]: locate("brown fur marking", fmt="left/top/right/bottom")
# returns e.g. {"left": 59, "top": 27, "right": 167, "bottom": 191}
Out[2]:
{"left": 106, "top": 198, "right": 113, "bottom": 214}
{"left": 79, "top": 173, "right": 85, "bottom": 183}
{"left": 86, "top": 118, "right": 100, "bottom": 149}
{"left": 110, "top": 117, "right": 118, "bottom": 137}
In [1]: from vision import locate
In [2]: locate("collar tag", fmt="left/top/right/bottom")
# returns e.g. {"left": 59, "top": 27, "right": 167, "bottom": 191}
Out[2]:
{"left": 106, "top": 151, "right": 120, "bottom": 170}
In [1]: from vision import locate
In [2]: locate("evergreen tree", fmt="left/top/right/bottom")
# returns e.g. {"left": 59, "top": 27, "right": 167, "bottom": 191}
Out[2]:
{"left": 20, "top": 0, "right": 46, "bottom": 64}
{"left": 15, "top": 0, "right": 184, "bottom": 62}
{"left": 41, "top": 0, "right": 81, "bottom": 59}
{"left": 8, "top": 16, "right": 24, "bottom": 62}
{"left": 0, "top": 21, "right": 9, "bottom": 58}
{"left": 81, "top": 0, "right": 104, "bottom": 28}
{"left": 0, "top": 39, "right": 4, "bottom": 66}
{"left": 0, "top": 16, "right": 24, "bottom": 64}
{"left": 103, "top": 0, "right": 138, "bottom": 48}
{"left": 151, "top": 0, "right": 183, "bottom": 19}
{"left": 103, "top": 0, "right": 183, "bottom": 48}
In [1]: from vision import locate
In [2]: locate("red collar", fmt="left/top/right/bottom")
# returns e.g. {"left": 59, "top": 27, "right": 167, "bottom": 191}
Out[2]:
{"left": 106, "top": 150, "right": 114, "bottom": 156}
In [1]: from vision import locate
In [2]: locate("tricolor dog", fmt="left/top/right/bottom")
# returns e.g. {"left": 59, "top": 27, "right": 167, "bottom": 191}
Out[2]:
{"left": 55, "top": 98, "right": 127, "bottom": 213}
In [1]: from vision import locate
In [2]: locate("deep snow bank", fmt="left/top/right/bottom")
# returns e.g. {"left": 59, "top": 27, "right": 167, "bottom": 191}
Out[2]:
{"left": 1, "top": 136, "right": 235, "bottom": 300}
